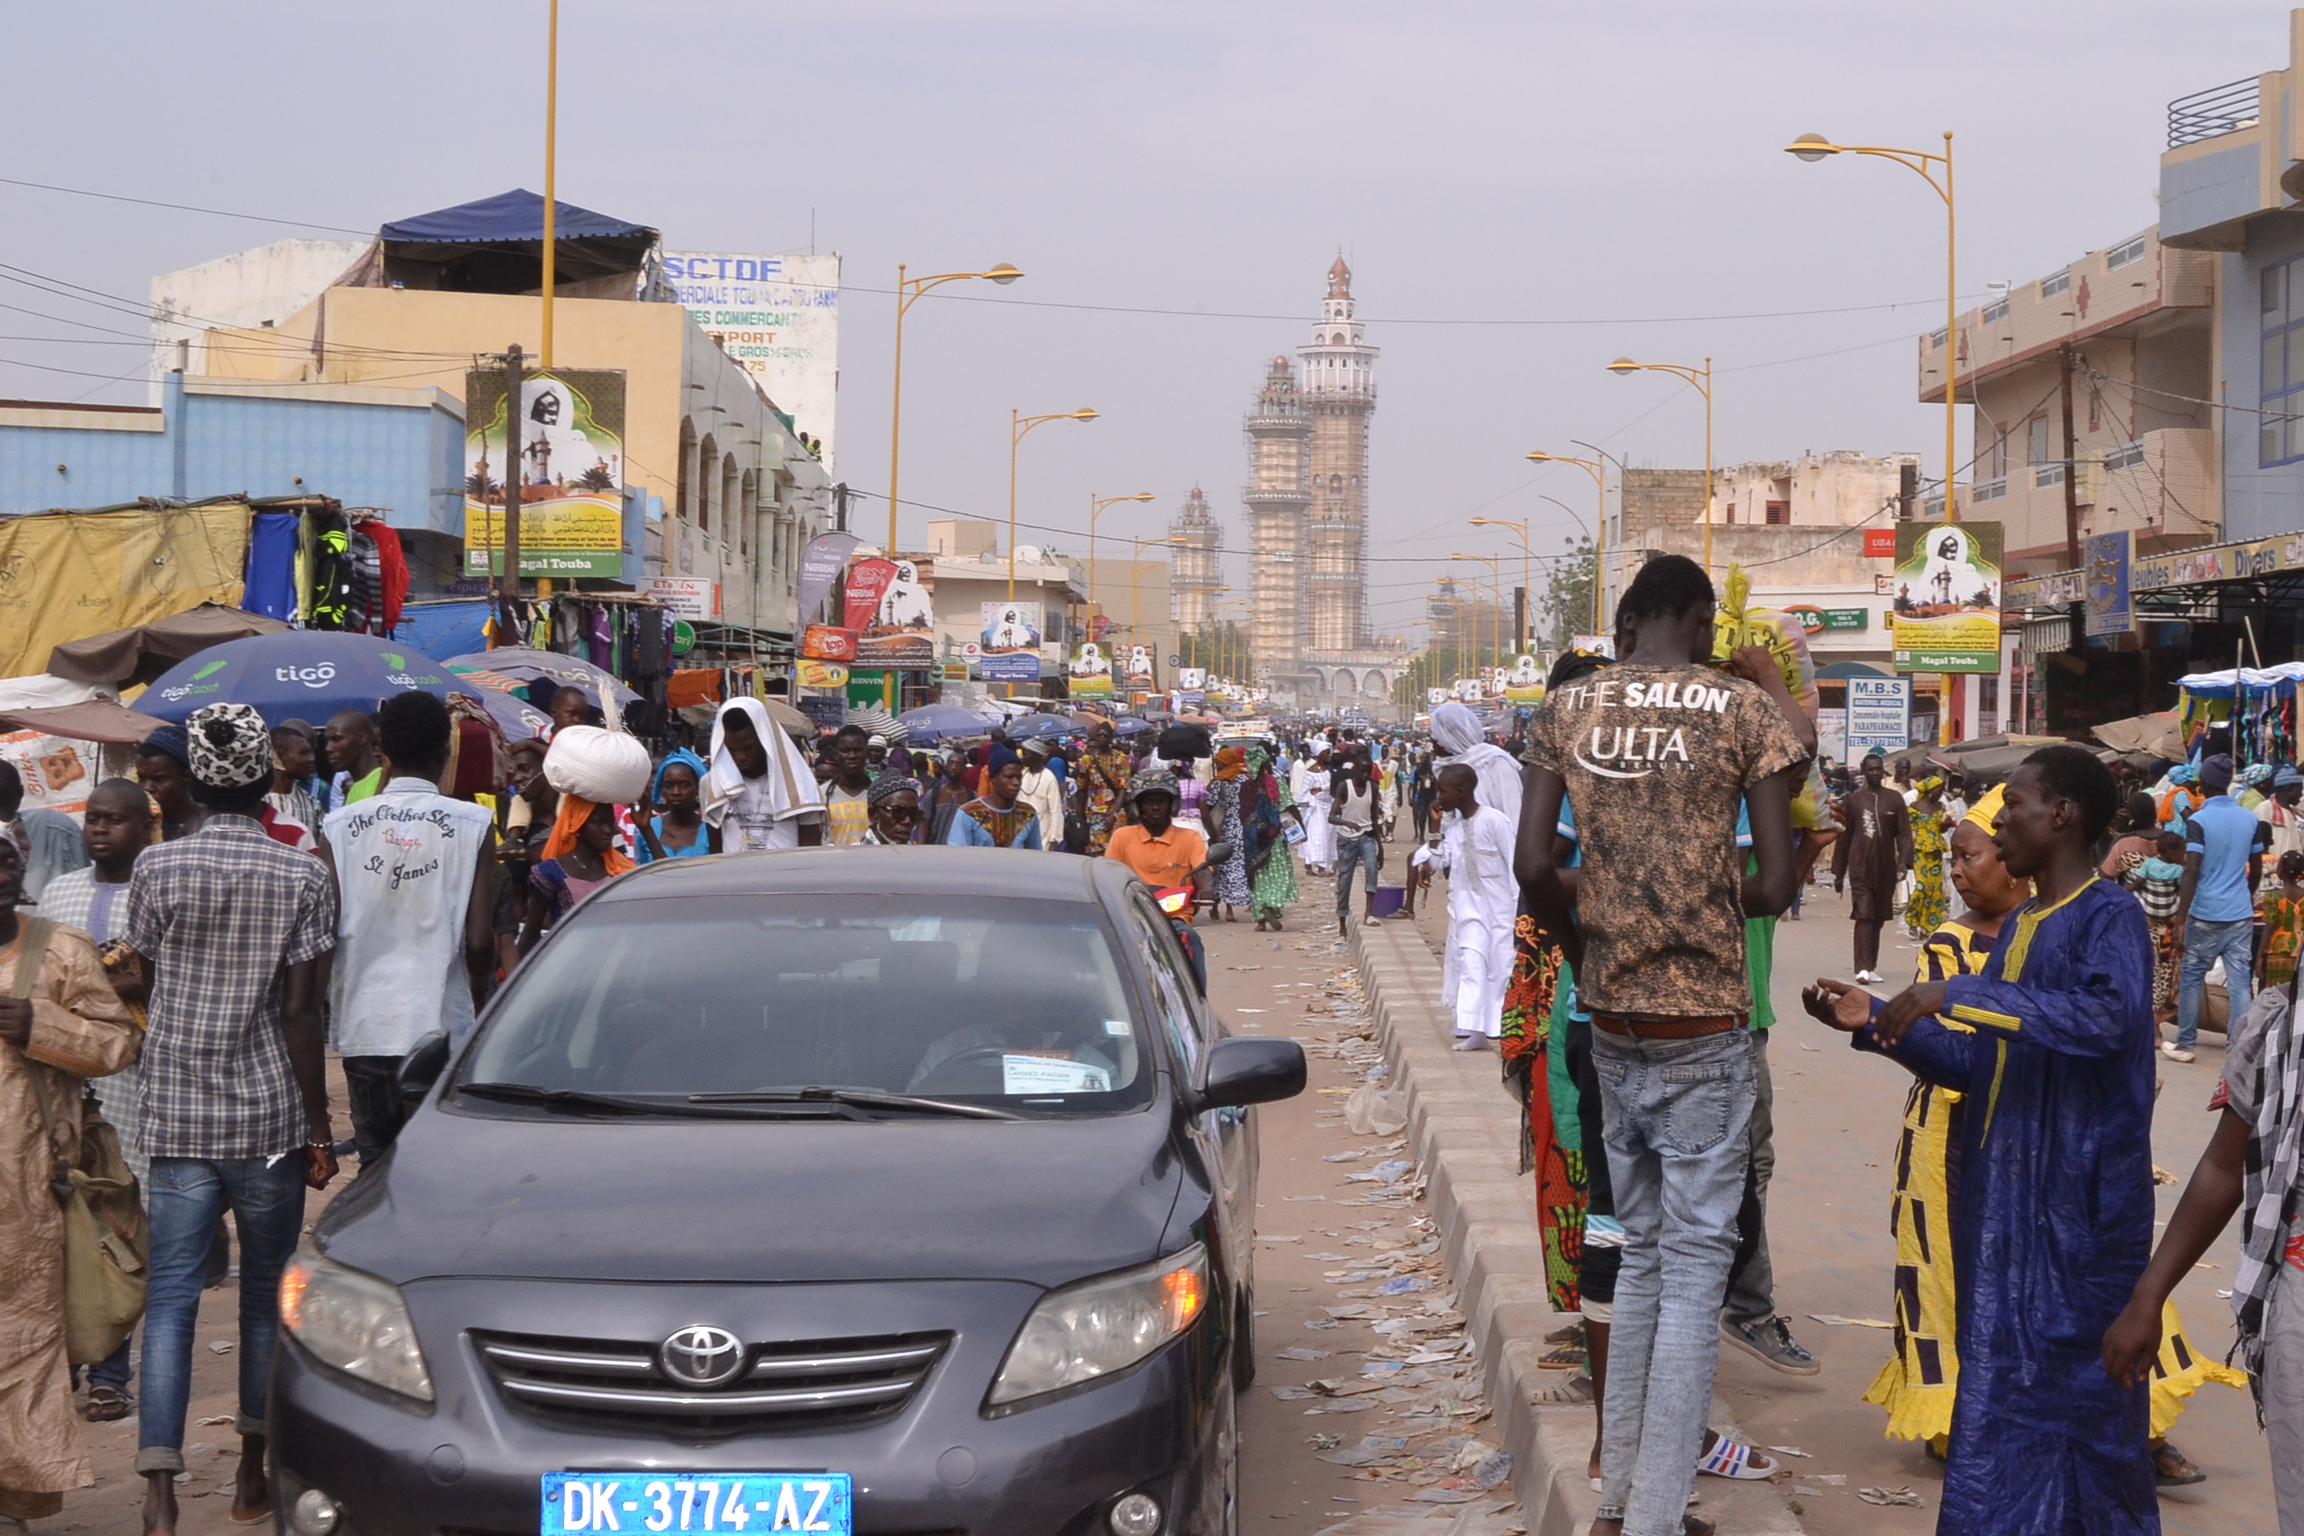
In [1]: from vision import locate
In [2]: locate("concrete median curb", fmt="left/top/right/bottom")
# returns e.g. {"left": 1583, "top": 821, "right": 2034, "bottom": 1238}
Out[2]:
{"left": 1351, "top": 921, "right": 1804, "bottom": 1536}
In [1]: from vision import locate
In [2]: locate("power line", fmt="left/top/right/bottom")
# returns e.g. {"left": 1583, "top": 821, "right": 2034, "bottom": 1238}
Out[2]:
{"left": 0, "top": 175, "right": 372, "bottom": 235}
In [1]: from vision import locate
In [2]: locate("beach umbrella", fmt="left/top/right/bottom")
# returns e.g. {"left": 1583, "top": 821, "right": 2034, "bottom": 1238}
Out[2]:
{"left": 140, "top": 632, "right": 473, "bottom": 727}
{"left": 1008, "top": 713, "right": 1082, "bottom": 740}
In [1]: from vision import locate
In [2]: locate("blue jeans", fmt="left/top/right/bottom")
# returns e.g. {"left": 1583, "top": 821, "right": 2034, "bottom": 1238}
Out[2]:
{"left": 1334, "top": 832, "right": 1381, "bottom": 916}
{"left": 1590, "top": 1025, "right": 1755, "bottom": 1536}
{"left": 2176, "top": 915, "right": 2256, "bottom": 1052}
{"left": 137, "top": 1155, "right": 308, "bottom": 1474}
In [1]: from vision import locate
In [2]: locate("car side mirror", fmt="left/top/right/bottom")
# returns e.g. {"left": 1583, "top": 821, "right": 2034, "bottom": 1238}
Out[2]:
{"left": 1195, "top": 1036, "right": 1306, "bottom": 1111}
{"left": 398, "top": 1033, "right": 451, "bottom": 1111}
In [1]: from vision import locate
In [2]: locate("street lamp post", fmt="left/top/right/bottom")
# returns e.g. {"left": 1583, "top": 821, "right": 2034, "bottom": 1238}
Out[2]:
{"left": 885, "top": 261, "right": 1024, "bottom": 553}
{"left": 1517, "top": 448, "right": 1610, "bottom": 633}
{"left": 1088, "top": 490, "right": 1155, "bottom": 635}
{"left": 1787, "top": 131, "right": 1962, "bottom": 738}
{"left": 1468, "top": 515, "right": 1536, "bottom": 651}
{"left": 540, "top": 0, "right": 560, "bottom": 367}
{"left": 1131, "top": 534, "right": 1187, "bottom": 661}
{"left": 1604, "top": 357, "right": 1714, "bottom": 573}
{"left": 1451, "top": 553, "right": 1504, "bottom": 690}
{"left": 1787, "top": 132, "right": 1957, "bottom": 529}
{"left": 1010, "top": 407, "right": 1099, "bottom": 600}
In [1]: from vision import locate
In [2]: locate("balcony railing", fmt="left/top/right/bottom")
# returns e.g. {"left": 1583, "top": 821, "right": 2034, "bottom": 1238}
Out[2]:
{"left": 2168, "top": 76, "right": 2260, "bottom": 149}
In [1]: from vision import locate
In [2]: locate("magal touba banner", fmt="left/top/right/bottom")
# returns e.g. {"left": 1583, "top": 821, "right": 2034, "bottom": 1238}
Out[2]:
{"left": 1888, "top": 521, "right": 2004, "bottom": 674}
{"left": 464, "top": 369, "right": 627, "bottom": 579}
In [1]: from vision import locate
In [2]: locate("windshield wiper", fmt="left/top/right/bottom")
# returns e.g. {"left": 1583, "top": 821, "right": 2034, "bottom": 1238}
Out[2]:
{"left": 688, "top": 1086, "right": 1020, "bottom": 1121}
{"left": 457, "top": 1081, "right": 864, "bottom": 1120}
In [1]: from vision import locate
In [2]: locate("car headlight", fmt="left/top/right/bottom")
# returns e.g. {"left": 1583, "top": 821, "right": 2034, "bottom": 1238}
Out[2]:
{"left": 987, "top": 1243, "right": 1209, "bottom": 1410}
{"left": 279, "top": 1247, "right": 435, "bottom": 1403}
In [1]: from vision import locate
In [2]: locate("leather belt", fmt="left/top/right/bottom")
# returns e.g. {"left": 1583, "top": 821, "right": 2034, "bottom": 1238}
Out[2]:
{"left": 1592, "top": 1013, "right": 1741, "bottom": 1040}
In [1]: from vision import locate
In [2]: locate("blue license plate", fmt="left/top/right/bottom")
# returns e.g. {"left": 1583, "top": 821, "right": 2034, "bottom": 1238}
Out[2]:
{"left": 542, "top": 1471, "right": 852, "bottom": 1535}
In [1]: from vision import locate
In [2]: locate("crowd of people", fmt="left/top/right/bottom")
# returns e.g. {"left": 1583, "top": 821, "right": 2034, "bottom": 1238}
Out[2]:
{"left": 13, "top": 566, "right": 2304, "bottom": 1536}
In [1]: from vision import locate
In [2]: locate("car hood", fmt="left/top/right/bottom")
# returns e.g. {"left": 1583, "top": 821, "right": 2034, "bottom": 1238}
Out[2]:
{"left": 319, "top": 1099, "right": 1189, "bottom": 1291}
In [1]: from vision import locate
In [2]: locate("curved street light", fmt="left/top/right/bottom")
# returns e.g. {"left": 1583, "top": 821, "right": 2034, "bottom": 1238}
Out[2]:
{"left": 886, "top": 262, "right": 1024, "bottom": 551}
{"left": 1604, "top": 357, "right": 1714, "bottom": 574}
{"left": 1009, "top": 408, "right": 1098, "bottom": 600}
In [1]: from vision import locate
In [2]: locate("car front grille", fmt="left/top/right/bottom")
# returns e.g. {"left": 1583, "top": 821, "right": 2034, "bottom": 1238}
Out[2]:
{"left": 474, "top": 1329, "right": 949, "bottom": 1434}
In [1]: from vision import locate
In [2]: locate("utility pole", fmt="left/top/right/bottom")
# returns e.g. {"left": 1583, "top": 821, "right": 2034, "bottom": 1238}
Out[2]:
{"left": 2058, "top": 344, "right": 2082, "bottom": 573}
{"left": 833, "top": 482, "right": 849, "bottom": 533}
{"left": 500, "top": 343, "right": 525, "bottom": 646}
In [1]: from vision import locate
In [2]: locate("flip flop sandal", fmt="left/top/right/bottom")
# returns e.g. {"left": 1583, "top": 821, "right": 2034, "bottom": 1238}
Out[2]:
{"left": 1544, "top": 1321, "right": 1586, "bottom": 1346}
{"left": 82, "top": 1384, "right": 133, "bottom": 1421}
{"left": 2152, "top": 1441, "right": 2206, "bottom": 1487}
{"left": 1537, "top": 1342, "right": 1587, "bottom": 1369}
{"left": 1694, "top": 1433, "right": 1776, "bottom": 1480}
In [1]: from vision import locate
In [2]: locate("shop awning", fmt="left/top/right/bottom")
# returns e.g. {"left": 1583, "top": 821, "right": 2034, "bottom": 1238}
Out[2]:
{"left": 378, "top": 189, "right": 658, "bottom": 291}
{"left": 46, "top": 602, "right": 289, "bottom": 689}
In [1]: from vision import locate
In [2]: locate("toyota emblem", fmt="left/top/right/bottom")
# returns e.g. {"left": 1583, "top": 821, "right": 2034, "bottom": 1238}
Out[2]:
{"left": 658, "top": 1325, "right": 746, "bottom": 1388}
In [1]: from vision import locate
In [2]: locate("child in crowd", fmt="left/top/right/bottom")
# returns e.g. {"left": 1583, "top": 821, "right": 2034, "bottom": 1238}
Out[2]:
{"left": 2123, "top": 828, "right": 2187, "bottom": 1024}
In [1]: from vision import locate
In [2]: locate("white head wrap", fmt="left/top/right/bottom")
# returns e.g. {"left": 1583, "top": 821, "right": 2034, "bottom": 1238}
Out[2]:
{"left": 1429, "top": 701, "right": 1523, "bottom": 828}
{"left": 704, "top": 697, "right": 824, "bottom": 830}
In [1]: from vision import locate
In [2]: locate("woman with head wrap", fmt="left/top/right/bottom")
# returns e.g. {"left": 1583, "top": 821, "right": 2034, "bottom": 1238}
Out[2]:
{"left": 1246, "top": 745, "right": 1297, "bottom": 931}
{"left": 1201, "top": 747, "right": 1253, "bottom": 920}
{"left": 1863, "top": 788, "right": 2241, "bottom": 1480}
{"left": 518, "top": 794, "right": 636, "bottom": 953}
{"left": 943, "top": 744, "right": 1043, "bottom": 849}
{"left": 2235, "top": 760, "right": 2276, "bottom": 811}
{"left": 861, "top": 773, "right": 926, "bottom": 846}
{"left": 703, "top": 698, "right": 825, "bottom": 851}
{"left": 633, "top": 749, "right": 710, "bottom": 863}
{"left": 1905, "top": 776, "right": 1951, "bottom": 939}
{"left": 137, "top": 725, "right": 202, "bottom": 841}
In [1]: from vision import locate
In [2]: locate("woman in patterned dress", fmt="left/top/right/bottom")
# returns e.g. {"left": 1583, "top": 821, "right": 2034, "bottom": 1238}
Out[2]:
{"left": 1246, "top": 746, "right": 1298, "bottom": 931}
{"left": 2261, "top": 849, "right": 2304, "bottom": 989}
{"left": 1903, "top": 777, "right": 1950, "bottom": 939}
{"left": 1202, "top": 747, "right": 1253, "bottom": 921}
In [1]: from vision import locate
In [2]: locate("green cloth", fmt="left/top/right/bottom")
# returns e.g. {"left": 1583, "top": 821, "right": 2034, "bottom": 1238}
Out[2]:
{"left": 346, "top": 767, "right": 383, "bottom": 805}
{"left": 1544, "top": 966, "right": 1582, "bottom": 1152}
{"left": 1745, "top": 915, "right": 1776, "bottom": 1030}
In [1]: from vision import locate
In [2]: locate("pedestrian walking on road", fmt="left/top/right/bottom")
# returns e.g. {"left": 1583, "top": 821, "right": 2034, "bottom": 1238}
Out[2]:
{"left": 1905, "top": 777, "right": 1950, "bottom": 939}
{"left": 1244, "top": 745, "right": 1297, "bottom": 931}
{"left": 632, "top": 750, "right": 710, "bottom": 863}
{"left": 1519, "top": 555, "right": 1807, "bottom": 1536}
{"left": 323, "top": 692, "right": 497, "bottom": 1161}
{"left": 1017, "top": 739, "right": 1068, "bottom": 853}
{"left": 1431, "top": 763, "right": 1513, "bottom": 1051}
{"left": 1810, "top": 745, "right": 2159, "bottom": 1536}
{"left": 124, "top": 702, "right": 338, "bottom": 1536}
{"left": 1330, "top": 757, "right": 1388, "bottom": 936}
{"left": 1203, "top": 748, "right": 1253, "bottom": 920}
{"left": 702, "top": 698, "right": 825, "bottom": 852}
{"left": 820, "top": 724, "right": 875, "bottom": 848}
{"left": 1833, "top": 752, "right": 1911, "bottom": 983}
{"left": 2121, "top": 830, "right": 2188, "bottom": 1024}
{"left": 2168, "top": 752, "right": 2266, "bottom": 1062}
{"left": 945, "top": 746, "right": 1044, "bottom": 850}
{"left": 860, "top": 773, "right": 924, "bottom": 846}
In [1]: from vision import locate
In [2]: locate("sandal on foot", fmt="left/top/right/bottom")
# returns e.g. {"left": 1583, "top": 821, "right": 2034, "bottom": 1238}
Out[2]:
{"left": 2152, "top": 1440, "right": 2206, "bottom": 1487}
{"left": 1694, "top": 1432, "right": 1776, "bottom": 1480}
{"left": 1537, "top": 1341, "right": 1587, "bottom": 1369}
{"left": 1544, "top": 1320, "right": 1586, "bottom": 1346}
{"left": 82, "top": 1384, "right": 133, "bottom": 1421}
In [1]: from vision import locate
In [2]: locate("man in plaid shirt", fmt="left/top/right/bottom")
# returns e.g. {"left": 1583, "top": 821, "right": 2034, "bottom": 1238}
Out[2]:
{"left": 124, "top": 703, "right": 337, "bottom": 1536}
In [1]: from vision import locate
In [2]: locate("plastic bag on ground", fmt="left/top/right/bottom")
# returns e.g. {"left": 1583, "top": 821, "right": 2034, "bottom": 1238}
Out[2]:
{"left": 1347, "top": 1081, "right": 1407, "bottom": 1137}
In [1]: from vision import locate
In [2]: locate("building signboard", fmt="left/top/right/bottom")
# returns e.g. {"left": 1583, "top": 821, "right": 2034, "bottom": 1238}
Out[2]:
{"left": 980, "top": 602, "right": 1044, "bottom": 655}
{"left": 2084, "top": 530, "right": 2133, "bottom": 638}
{"left": 855, "top": 557, "right": 934, "bottom": 669}
{"left": 1889, "top": 521, "right": 2003, "bottom": 674}
{"left": 1821, "top": 608, "right": 1869, "bottom": 631}
{"left": 801, "top": 624, "right": 857, "bottom": 662}
{"left": 2001, "top": 528, "right": 2304, "bottom": 610}
{"left": 1862, "top": 528, "right": 1897, "bottom": 558}
{"left": 663, "top": 252, "right": 839, "bottom": 469}
{"left": 980, "top": 650, "right": 1042, "bottom": 682}
{"left": 643, "top": 578, "right": 719, "bottom": 620}
{"left": 797, "top": 532, "right": 859, "bottom": 620}
{"left": 795, "top": 659, "right": 848, "bottom": 689}
{"left": 1846, "top": 676, "right": 1912, "bottom": 758}
{"left": 463, "top": 368, "right": 627, "bottom": 578}
{"left": 1070, "top": 643, "right": 1115, "bottom": 698}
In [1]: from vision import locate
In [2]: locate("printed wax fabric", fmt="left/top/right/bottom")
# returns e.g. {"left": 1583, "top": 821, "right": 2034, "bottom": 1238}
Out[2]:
{"left": 2264, "top": 890, "right": 2302, "bottom": 989}
{"left": 1498, "top": 911, "right": 1578, "bottom": 1311}
{"left": 1856, "top": 877, "right": 2160, "bottom": 1535}
{"left": 1204, "top": 779, "right": 1251, "bottom": 906}
{"left": 1906, "top": 809, "right": 1949, "bottom": 937}
{"left": 1081, "top": 747, "right": 1133, "bottom": 855}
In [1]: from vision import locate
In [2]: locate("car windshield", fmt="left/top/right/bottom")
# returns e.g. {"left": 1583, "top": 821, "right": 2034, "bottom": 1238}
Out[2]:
{"left": 463, "top": 894, "right": 1152, "bottom": 1115}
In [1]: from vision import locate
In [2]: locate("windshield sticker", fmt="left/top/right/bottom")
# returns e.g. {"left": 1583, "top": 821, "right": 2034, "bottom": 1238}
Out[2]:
{"left": 1103, "top": 1019, "right": 1133, "bottom": 1037}
{"left": 1002, "top": 1055, "right": 1112, "bottom": 1095}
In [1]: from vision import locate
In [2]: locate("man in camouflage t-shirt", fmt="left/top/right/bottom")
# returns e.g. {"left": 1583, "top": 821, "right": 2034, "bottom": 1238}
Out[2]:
{"left": 1518, "top": 554, "right": 1807, "bottom": 1536}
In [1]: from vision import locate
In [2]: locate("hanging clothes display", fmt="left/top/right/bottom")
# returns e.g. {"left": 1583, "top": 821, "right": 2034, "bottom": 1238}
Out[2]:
{"left": 242, "top": 511, "right": 301, "bottom": 621}
{"left": 307, "top": 506, "right": 353, "bottom": 630}
{"left": 364, "top": 522, "right": 409, "bottom": 634}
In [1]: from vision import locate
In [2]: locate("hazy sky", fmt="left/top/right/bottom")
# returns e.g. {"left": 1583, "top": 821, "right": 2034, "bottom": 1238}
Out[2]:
{"left": 0, "top": 1, "right": 2278, "bottom": 635}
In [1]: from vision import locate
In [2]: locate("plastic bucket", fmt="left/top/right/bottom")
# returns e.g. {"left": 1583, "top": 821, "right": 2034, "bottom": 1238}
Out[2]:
{"left": 1370, "top": 885, "right": 1406, "bottom": 919}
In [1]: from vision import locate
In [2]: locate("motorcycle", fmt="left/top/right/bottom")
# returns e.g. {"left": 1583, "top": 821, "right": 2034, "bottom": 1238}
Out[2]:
{"left": 1153, "top": 840, "right": 1231, "bottom": 995}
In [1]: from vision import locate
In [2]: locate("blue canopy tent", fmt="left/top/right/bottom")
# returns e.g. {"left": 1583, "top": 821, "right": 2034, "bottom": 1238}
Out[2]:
{"left": 377, "top": 189, "right": 657, "bottom": 294}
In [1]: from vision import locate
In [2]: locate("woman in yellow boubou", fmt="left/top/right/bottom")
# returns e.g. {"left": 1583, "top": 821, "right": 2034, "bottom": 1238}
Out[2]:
{"left": 1867, "top": 786, "right": 2243, "bottom": 1484}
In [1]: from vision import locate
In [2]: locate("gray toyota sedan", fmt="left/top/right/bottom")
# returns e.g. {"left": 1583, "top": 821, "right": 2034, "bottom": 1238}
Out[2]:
{"left": 269, "top": 847, "right": 1303, "bottom": 1536}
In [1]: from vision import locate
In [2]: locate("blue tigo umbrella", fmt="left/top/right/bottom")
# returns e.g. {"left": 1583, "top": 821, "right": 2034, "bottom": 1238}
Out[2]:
{"left": 140, "top": 631, "right": 473, "bottom": 727}
{"left": 1007, "top": 713, "right": 1083, "bottom": 740}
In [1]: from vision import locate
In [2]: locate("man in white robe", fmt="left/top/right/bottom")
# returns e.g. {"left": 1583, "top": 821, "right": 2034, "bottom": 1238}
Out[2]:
{"left": 1432, "top": 764, "right": 1515, "bottom": 1052}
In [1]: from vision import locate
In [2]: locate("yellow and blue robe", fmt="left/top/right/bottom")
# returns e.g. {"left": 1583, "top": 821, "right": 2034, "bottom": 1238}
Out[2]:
{"left": 1852, "top": 876, "right": 2159, "bottom": 1536}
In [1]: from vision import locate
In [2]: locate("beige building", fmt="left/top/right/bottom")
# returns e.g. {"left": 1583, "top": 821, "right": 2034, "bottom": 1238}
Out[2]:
{"left": 1301, "top": 257, "right": 1376, "bottom": 657}
{"left": 1242, "top": 355, "right": 1310, "bottom": 677}
{"left": 1918, "top": 224, "right": 2219, "bottom": 569}
{"left": 163, "top": 198, "right": 832, "bottom": 642}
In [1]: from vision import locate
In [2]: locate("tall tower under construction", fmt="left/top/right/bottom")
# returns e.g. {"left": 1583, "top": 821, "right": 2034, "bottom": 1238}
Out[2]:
{"left": 1167, "top": 485, "right": 1221, "bottom": 632}
{"left": 1241, "top": 355, "right": 1311, "bottom": 681}
{"left": 1299, "top": 256, "right": 1377, "bottom": 654}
